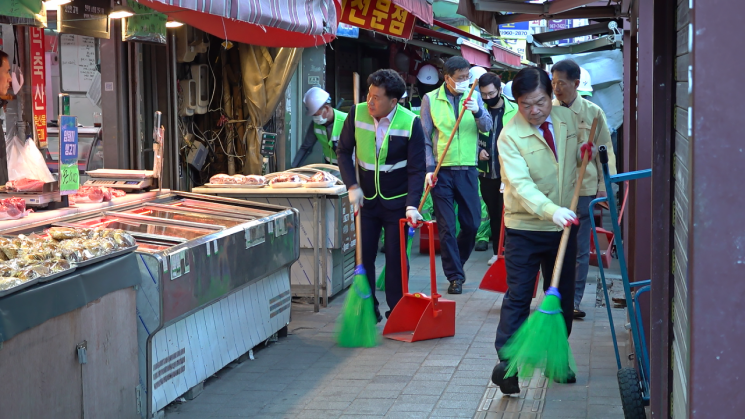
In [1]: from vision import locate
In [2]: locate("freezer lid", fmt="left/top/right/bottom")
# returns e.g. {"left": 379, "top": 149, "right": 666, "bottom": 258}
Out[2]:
{"left": 59, "top": 215, "right": 216, "bottom": 242}
{"left": 124, "top": 206, "right": 250, "bottom": 228}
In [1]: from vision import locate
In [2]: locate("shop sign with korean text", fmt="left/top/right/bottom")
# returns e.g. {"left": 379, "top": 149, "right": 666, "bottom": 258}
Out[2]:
{"left": 59, "top": 116, "right": 79, "bottom": 195}
{"left": 340, "top": 0, "right": 416, "bottom": 39}
{"left": 30, "top": 26, "right": 47, "bottom": 148}
{"left": 124, "top": 0, "right": 167, "bottom": 44}
{"left": 59, "top": 0, "right": 110, "bottom": 39}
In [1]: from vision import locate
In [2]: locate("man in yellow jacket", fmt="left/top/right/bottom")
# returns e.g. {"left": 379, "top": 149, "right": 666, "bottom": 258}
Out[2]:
{"left": 491, "top": 67, "right": 594, "bottom": 394}
{"left": 551, "top": 60, "right": 618, "bottom": 319}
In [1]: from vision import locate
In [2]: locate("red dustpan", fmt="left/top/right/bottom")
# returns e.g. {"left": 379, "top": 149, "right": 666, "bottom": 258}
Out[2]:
{"left": 479, "top": 207, "right": 540, "bottom": 297}
{"left": 383, "top": 220, "right": 456, "bottom": 342}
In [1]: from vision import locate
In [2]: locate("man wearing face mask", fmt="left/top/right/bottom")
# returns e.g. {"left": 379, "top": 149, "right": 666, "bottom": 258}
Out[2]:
{"left": 420, "top": 56, "right": 492, "bottom": 295}
{"left": 475, "top": 72, "right": 518, "bottom": 264}
{"left": 0, "top": 50, "right": 11, "bottom": 185}
{"left": 292, "top": 87, "right": 347, "bottom": 167}
{"left": 336, "top": 69, "right": 426, "bottom": 322}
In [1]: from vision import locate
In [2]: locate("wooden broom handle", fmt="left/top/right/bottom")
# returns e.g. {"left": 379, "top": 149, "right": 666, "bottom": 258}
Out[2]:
{"left": 352, "top": 72, "right": 363, "bottom": 265}
{"left": 549, "top": 117, "right": 599, "bottom": 289}
{"left": 417, "top": 80, "right": 480, "bottom": 213}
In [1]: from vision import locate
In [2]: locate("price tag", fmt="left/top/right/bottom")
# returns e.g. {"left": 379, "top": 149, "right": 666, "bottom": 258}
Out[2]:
{"left": 59, "top": 115, "right": 79, "bottom": 195}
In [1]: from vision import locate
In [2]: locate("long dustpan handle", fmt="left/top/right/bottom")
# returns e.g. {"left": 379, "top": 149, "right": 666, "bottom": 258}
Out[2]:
{"left": 549, "top": 117, "right": 599, "bottom": 289}
{"left": 497, "top": 206, "right": 506, "bottom": 257}
{"left": 418, "top": 81, "right": 480, "bottom": 213}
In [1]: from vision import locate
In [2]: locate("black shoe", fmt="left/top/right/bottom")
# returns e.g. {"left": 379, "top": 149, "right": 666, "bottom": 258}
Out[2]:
{"left": 491, "top": 361, "right": 520, "bottom": 394}
{"left": 447, "top": 279, "right": 463, "bottom": 294}
{"left": 475, "top": 241, "right": 488, "bottom": 251}
{"left": 374, "top": 309, "right": 383, "bottom": 324}
{"left": 573, "top": 309, "right": 586, "bottom": 319}
{"left": 554, "top": 368, "right": 577, "bottom": 384}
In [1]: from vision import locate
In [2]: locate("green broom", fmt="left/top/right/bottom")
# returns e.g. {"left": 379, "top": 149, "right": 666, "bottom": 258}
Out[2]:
{"left": 336, "top": 72, "right": 379, "bottom": 348}
{"left": 500, "top": 118, "right": 598, "bottom": 382}
{"left": 376, "top": 226, "right": 415, "bottom": 290}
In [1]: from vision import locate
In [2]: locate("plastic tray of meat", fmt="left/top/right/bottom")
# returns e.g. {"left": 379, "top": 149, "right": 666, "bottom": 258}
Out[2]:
{"left": 37, "top": 266, "right": 77, "bottom": 283}
{"left": 202, "top": 183, "right": 266, "bottom": 189}
{"left": 0, "top": 277, "right": 39, "bottom": 298}
{"left": 72, "top": 246, "right": 138, "bottom": 268}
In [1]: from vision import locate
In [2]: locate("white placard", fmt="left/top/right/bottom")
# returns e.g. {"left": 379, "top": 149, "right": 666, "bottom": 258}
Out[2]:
{"left": 60, "top": 34, "right": 97, "bottom": 93}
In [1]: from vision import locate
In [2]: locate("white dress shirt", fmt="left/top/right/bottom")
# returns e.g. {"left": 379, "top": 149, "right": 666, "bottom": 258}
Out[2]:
{"left": 373, "top": 106, "right": 397, "bottom": 155}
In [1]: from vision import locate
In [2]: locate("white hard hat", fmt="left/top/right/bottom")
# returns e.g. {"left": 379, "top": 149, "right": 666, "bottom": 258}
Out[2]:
{"left": 503, "top": 81, "right": 514, "bottom": 101}
{"left": 417, "top": 64, "right": 439, "bottom": 85}
{"left": 578, "top": 67, "right": 593, "bottom": 95}
{"left": 469, "top": 66, "right": 488, "bottom": 85}
{"left": 303, "top": 87, "right": 330, "bottom": 115}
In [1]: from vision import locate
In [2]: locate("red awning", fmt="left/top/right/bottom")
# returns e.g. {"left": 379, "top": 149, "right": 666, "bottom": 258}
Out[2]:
{"left": 392, "top": 0, "right": 433, "bottom": 25}
{"left": 135, "top": 0, "right": 341, "bottom": 48}
{"left": 492, "top": 44, "right": 522, "bottom": 68}
{"left": 460, "top": 42, "right": 490, "bottom": 67}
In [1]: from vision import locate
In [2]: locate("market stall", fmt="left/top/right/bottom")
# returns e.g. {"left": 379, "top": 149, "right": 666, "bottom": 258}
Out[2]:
{"left": 1, "top": 190, "right": 300, "bottom": 418}
{"left": 192, "top": 165, "right": 354, "bottom": 311}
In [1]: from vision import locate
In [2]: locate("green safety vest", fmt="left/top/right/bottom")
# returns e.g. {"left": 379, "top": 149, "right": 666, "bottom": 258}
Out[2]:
{"left": 313, "top": 109, "right": 347, "bottom": 164}
{"left": 354, "top": 103, "right": 416, "bottom": 201}
{"left": 408, "top": 94, "right": 423, "bottom": 116}
{"left": 426, "top": 84, "right": 478, "bottom": 167}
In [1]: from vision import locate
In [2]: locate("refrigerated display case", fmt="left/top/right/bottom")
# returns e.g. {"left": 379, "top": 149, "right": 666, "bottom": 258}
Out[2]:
{"left": 0, "top": 191, "right": 299, "bottom": 418}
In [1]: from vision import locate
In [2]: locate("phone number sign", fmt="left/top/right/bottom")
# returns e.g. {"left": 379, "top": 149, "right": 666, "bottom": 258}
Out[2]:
{"left": 340, "top": 0, "right": 416, "bottom": 39}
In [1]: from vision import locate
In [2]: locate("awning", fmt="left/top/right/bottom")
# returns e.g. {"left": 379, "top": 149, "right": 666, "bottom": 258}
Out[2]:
{"left": 460, "top": 41, "right": 490, "bottom": 67}
{"left": 492, "top": 44, "right": 521, "bottom": 68}
{"left": 0, "top": 0, "right": 46, "bottom": 26}
{"left": 392, "top": 0, "right": 433, "bottom": 25}
{"left": 135, "top": 0, "right": 341, "bottom": 48}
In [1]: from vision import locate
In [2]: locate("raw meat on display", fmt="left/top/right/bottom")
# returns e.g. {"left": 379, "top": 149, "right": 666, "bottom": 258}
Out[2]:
{"left": 5, "top": 178, "right": 45, "bottom": 192}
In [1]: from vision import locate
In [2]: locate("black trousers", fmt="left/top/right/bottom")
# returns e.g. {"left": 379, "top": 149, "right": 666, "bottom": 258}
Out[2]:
{"left": 494, "top": 226, "right": 578, "bottom": 354}
{"left": 360, "top": 202, "right": 408, "bottom": 315}
{"left": 479, "top": 177, "right": 504, "bottom": 256}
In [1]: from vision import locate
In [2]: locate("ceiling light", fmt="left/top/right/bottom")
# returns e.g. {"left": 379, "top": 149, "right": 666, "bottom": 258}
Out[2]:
{"left": 166, "top": 20, "right": 183, "bottom": 28}
{"left": 109, "top": 1, "right": 134, "bottom": 19}
{"left": 44, "top": 0, "right": 72, "bottom": 7}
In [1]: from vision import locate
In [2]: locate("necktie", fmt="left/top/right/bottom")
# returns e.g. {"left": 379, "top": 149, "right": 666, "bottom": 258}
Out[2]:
{"left": 540, "top": 121, "right": 557, "bottom": 160}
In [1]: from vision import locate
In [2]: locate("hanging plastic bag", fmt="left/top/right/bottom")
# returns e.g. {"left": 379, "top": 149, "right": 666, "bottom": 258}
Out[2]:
{"left": 5, "top": 135, "right": 55, "bottom": 184}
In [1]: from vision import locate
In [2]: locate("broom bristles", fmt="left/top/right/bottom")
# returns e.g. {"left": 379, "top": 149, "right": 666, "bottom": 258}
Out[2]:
{"left": 500, "top": 292, "right": 577, "bottom": 382}
{"left": 336, "top": 266, "right": 379, "bottom": 348}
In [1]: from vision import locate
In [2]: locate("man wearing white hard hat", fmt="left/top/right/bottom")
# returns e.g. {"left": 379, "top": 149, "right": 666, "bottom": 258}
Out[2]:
{"left": 407, "top": 64, "right": 440, "bottom": 116}
{"left": 551, "top": 59, "right": 617, "bottom": 319}
{"left": 292, "top": 87, "right": 348, "bottom": 167}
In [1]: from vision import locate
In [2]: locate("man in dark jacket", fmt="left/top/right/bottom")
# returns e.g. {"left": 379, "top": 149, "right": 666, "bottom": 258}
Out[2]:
{"left": 0, "top": 50, "right": 11, "bottom": 185}
{"left": 336, "top": 69, "right": 426, "bottom": 322}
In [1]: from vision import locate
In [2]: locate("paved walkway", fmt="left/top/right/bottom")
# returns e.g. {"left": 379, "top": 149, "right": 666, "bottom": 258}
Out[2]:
{"left": 165, "top": 239, "right": 629, "bottom": 419}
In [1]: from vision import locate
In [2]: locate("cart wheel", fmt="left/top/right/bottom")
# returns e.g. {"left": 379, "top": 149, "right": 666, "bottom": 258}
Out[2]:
{"left": 617, "top": 367, "right": 646, "bottom": 419}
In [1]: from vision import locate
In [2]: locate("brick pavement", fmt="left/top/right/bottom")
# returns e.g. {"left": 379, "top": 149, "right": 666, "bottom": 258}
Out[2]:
{"left": 165, "top": 239, "right": 630, "bottom": 419}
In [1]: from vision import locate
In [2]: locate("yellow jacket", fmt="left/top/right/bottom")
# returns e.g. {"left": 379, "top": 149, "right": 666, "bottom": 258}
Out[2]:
{"left": 553, "top": 96, "right": 617, "bottom": 194}
{"left": 498, "top": 107, "right": 579, "bottom": 232}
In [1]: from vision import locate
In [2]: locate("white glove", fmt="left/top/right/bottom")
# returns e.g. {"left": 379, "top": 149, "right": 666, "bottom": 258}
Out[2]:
{"left": 406, "top": 206, "right": 424, "bottom": 227}
{"left": 552, "top": 207, "right": 578, "bottom": 228}
{"left": 425, "top": 173, "right": 437, "bottom": 187}
{"left": 464, "top": 97, "right": 479, "bottom": 113}
{"left": 499, "top": 182, "right": 505, "bottom": 193}
{"left": 348, "top": 186, "right": 364, "bottom": 214}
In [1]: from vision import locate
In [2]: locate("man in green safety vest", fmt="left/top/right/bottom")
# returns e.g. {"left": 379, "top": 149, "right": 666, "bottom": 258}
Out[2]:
{"left": 292, "top": 87, "right": 347, "bottom": 167}
{"left": 336, "top": 69, "right": 426, "bottom": 323}
{"left": 420, "top": 57, "right": 493, "bottom": 295}
{"left": 474, "top": 72, "right": 518, "bottom": 265}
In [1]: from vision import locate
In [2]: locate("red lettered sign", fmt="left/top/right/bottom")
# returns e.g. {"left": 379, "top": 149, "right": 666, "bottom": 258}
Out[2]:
{"left": 29, "top": 26, "right": 47, "bottom": 148}
{"left": 340, "top": 0, "right": 416, "bottom": 39}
